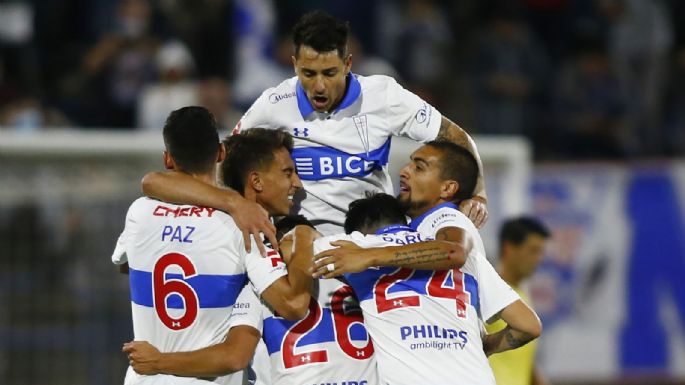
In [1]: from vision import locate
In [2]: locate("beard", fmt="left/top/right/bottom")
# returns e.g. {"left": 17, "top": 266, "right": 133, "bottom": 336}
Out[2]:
{"left": 397, "top": 194, "right": 430, "bottom": 218}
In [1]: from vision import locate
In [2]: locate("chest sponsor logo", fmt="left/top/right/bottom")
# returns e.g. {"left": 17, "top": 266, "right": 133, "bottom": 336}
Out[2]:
{"left": 291, "top": 138, "right": 391, "bottom": 180}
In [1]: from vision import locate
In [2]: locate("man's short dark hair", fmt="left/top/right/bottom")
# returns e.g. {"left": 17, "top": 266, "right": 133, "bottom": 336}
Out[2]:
{"left": 344, "top": 192, "right": 407, "bottom": 234}
{"left": 275, "top": 215, "right": 314, "bottom": 241}
{"left": 162, "top": 106, "right": 220, "bottom": 174}
{"left": 425, "top": 140, "right": 479, "bottom": 202}
{"left": 221, "top": 128, "right": 294, "bottom": 195}
{"left": 292, "top": 10, "right": 349, "bottom": 58}
{"left": 499, "top": 217, "right": 550, "bottom": 249}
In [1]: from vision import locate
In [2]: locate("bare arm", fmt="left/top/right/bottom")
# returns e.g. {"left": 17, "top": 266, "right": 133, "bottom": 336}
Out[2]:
{"left": 482, "top": 300, "right": 542, "bottom": 356}
{"left": 123, "top": 325, "right": 260, "bottom": 377}
{"left": 141, "top": 171, "right": 277, "bottom": 255}
{"left": 311, "top": 239, "right": 461, "bottom": 278}
{"left": 435, "top": 117, "right": 488, "bottom": 228}
{"left": 312, "top": 226, "right": 473, "bottom": 278}
{"left": 260, "top": 225, "right": 318, "bottom": 320}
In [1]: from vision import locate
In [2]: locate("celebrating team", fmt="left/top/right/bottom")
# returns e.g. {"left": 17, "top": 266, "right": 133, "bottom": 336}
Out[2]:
{"left": 113, "top": 10, "right": 542, "bottom": 385}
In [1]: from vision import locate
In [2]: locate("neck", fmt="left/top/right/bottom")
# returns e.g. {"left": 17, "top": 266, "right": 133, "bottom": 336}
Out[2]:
{"left": 408, "top": 199, "right": 449, "bottom": 220}
{"left": 189, "top": 171, "right": 216, "bottom": 186}
{"left": 497, "top": 262, "right": 522, "bottom": 288}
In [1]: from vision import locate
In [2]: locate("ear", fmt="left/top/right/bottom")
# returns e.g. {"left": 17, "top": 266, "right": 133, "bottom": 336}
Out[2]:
{"left": 163, "top": 151, "right": 174, "bottom": 170}
{"left": 440, "top": 180, "right": 459, "bottom": 201}
{"left": 248, "top": 171, "right": 263, "bottom": 193}
{"left": 344, "top": 53, "right": 352, "bottom": 75}
{"left": 217, "top": 142, "right": 226, "bottom": 163}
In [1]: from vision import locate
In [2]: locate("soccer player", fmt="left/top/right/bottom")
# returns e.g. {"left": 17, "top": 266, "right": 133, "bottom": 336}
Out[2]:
{"left": 140, "top": 10, "right": 488, "bottom": 238}
{"left": 113, "top": 108, "right": 313, "bottom": 384}
{"left": 486, "top": 217, "right": 551, "bottom": 385}
{"left": 311, "top": 143, "right": 542, "bottom": 384}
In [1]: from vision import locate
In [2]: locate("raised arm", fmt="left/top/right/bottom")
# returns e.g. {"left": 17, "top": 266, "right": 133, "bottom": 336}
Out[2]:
{"left": 141, "top": 171, "right": 277, "bottom": 255}
{"left": 435, "top": 117, "right": 488, "bottom": 228}
{"left": 259, "top": 225, "right": 318, "bottom": 320}
{"left": 482, "top": 300, "right": 542, "bottom": 356}
{"left": 123, "top": 325, "right": 260, "bottom": 377}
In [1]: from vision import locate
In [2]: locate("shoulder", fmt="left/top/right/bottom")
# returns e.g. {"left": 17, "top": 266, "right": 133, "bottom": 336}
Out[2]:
{"left": 253, "top": 77, "right": 297, "bottom": 105}
{"left": 414, "top": 204, "right": 474, "bottom": 233}
{"left": 358, "top": 74, "right": 400, "bottom": 93}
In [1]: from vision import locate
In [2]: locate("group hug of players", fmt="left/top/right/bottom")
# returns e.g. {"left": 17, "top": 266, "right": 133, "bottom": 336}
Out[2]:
{"left": 112, "top": 10, "right": 542, "bottom": 385}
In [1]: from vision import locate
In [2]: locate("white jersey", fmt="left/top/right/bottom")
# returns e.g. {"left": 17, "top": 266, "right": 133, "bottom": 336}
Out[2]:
{"left": 229, "top": 281, "right": 378, "bottom": 385}
{"left": 112, "top": 198, "right": 287, "bottom": 385}
{"left": 234, "top": 74, "right": 442, "bottom": 235}
{"left": 313, "top": 222, "right": 519, "bottom": 385}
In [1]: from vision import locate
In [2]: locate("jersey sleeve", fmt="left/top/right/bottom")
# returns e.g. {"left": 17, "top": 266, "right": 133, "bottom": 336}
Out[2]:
{"left": 243, "top": 239, "right": 288, "bottom": 296}
{"left": 111, "top": 202, "right": 140, "bottom": 265}
{"left": 385, "top": 77, "right": 442, "bottom": 142}
{"left": 477, "top": 255, "right": 520, "bottom": 322}
{"left": 232, "top": 89, "right": 275, "bottom": 134}
{"left": 422, "top": 207, "right": 472, "bottom": 235}
{"left": 228, "top": 283, "right": 264, "bottom": 334}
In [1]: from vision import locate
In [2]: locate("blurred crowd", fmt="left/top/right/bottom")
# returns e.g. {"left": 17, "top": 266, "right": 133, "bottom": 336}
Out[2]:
{"left": 1, "top": 0, "right": 685, "bottom": 159}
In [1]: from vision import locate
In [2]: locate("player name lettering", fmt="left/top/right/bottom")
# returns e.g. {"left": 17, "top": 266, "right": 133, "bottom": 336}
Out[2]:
{"left": 153, "top": 205, "right": 216, "bottom": 218}
{"left": 381, "top": 233, "right": 434, "bottom": 245}
{"left": 161, "top": 225, "right": 195, "bottom": 243}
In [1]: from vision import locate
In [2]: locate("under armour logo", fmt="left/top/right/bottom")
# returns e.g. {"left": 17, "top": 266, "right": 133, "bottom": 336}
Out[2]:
{"left": 301, "top": 355, "right": 311, "bottom": 362}
{"left": 172, "top": 321, "right": 180, "bottom": 328}
{"left": 267, "top": 249, "right": 283, "bottom": 267}
{"left": 457, "top": 309, "right": 466, "bottom": 316}
{"left": 293, "top": 127, "right": 310, "bottom": 137}
{"left": 393, "top": 300, "right": 404, "bottom": 306}
{"left": 356, "top": 351, "right": 365, "bottom": 357}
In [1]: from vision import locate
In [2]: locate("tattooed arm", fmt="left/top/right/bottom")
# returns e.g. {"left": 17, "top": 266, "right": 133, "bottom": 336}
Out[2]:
{"left": 312, "top": 226, "right": 471, "bottom": 279}
{"left": 435, "top": 117, "right": 489, "bottom": 228}
{"left": 483, "top": 300, "right": 542, "bottom": 356}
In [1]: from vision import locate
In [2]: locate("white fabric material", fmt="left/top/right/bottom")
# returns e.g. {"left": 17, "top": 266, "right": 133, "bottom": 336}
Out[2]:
{"left": 235, "top": 74, "right": 441, "bottom": 235}
{"left": 228, "top": 280, "right": 378, "bottom": 385}
{"left": 113, "top": 197, "right": 287, "bottom": 384}
{"left": 312, "top": 225, "right": 518, "bottom": 385}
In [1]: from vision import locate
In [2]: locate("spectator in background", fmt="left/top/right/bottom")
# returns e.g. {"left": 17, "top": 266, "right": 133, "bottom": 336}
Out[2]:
{"left": 553, "top": 40, "right": 626, "bottom": 158}
{"left": 487, "top": 217, "right": 551, "bottom": 385}
{"left": 662, "top": 46, "right": 685, "bottom": 155}
{"left": 469, "top": 6, "right": 547, "bottom": 137}
{"left": 394, "top": 0, "right": 453, "bottom": 103}
{"left": 348, "top": 34, "right": 399, "bottom": 79}
{"left": 600, "top": 0, "right": 674, "bottom": 156}
{"left": 137, "top": 40, "right": 198, "bottom": 130}
{"left": 197, "top": 77, "right": 243, "bottom": 138}
{"left": 68, "top": 0, "right": 158, "bottom": 128}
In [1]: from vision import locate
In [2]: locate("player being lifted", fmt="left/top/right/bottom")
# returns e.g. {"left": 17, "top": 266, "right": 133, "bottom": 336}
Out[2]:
{"left": 141, "top": 10, "right": 488, "bottom": 249}
{"left": 311, "top": 142, "right": 542, "bottom": 385}
{"left": 113, "top": 108, "right": 315, "bottom": 385}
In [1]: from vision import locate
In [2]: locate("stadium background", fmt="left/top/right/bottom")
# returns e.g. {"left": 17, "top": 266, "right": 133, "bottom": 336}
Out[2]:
{"left": 1, "top": 0, "right": 684, "bottom": 384}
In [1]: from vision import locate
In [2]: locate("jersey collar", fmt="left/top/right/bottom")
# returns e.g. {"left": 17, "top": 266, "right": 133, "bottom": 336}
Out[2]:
{"left": 296, "top": 73, "right": 362, "bottom": 118}
{"left": 409, "top": 202, "right": 459, "bottom": 231}
{"left": 374, "top": 224, "right": 413, "bottom": 235}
